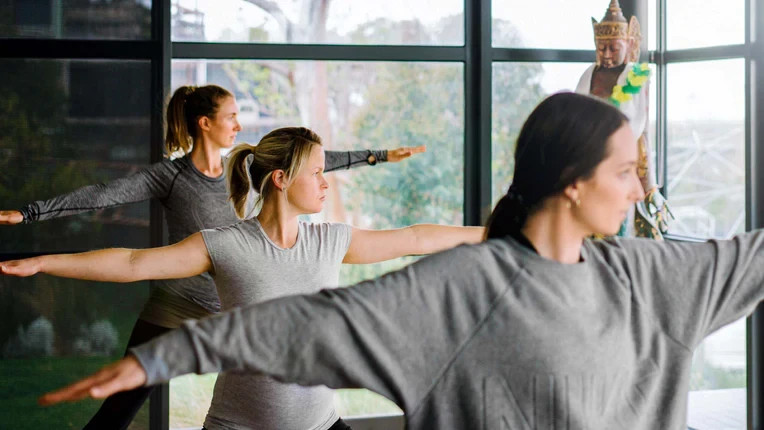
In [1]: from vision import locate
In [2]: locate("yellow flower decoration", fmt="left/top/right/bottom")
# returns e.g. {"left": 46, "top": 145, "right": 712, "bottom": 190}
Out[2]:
{"left": 611, "top": 86, "right": 632, "bottom": 104}
{"left": 628, "top": 74, "right": 649, "bottom": 87}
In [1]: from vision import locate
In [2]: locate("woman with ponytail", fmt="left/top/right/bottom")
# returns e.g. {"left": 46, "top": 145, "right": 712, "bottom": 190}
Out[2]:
{"left": 34, "top": 92, "right": 764, "bottom": 429}
{"left": 0, "top": 85, "right": 425, "bottom": 429}
{"left": 2, "top": 126, "right": 482, "bottom": 429}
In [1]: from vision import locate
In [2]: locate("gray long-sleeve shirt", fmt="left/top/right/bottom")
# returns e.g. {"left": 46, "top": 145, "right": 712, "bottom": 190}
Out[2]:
{"left": 19, "top": 150, "right": 386, "bottom": 328}
{"left": 132, "top": 232, "right": 764, "bottom": 429}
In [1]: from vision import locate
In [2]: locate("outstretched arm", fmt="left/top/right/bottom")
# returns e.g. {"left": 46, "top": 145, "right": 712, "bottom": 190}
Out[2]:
{"left": 343, "top": 224, "right": 484, "bottom": 264}
{"left": 324, "top": 145, "right": 426, "bottom": 173}
{"left": 1, "top": 161, "right": 173, "bottom": 225}
{"left": 39, "top": 242, "right": 501, "bottom": 414}
{"left": 0, "top": 233, "right": 211, "bottom": 282}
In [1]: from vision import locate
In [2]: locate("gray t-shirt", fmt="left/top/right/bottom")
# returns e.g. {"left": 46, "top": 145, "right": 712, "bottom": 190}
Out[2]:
{"left": 19, "top": 150, "right": 384, "bottom": 327}
{"left": 200, "top": 218, "right": 352, "bottom": 430}
{"left": 133, "top": 232, "right": 764, "bottom": 429}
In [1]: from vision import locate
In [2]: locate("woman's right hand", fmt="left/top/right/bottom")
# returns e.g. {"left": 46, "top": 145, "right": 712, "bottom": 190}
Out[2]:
{"left": 0, "top": 258, "right": 42, "bottom": 277}
{"left": 38, "top": 355, "right": 148, "bottom": 405}
{"left": 0, "top": 210, "right": 23, "bottom": 225}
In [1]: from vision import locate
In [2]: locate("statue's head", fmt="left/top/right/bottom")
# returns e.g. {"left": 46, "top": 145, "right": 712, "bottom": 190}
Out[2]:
{"left": 592, "top": 0, "right": 641, "bottom": 68}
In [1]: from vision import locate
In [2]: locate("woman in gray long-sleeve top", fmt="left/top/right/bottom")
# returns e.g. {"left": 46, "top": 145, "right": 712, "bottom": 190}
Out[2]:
{"left": 0, "top": 85, "right": 424, "bottom": 429}
{"left": 20, "top": 92, "right": 761, "bottom": 429}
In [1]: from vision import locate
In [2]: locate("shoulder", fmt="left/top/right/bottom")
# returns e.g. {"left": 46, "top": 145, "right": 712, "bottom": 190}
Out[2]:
{"left": 301, "top": 221, "right": 352, "bottom": 241}
{"left": 147, "top": 155, "right": 189, "bottom": 177}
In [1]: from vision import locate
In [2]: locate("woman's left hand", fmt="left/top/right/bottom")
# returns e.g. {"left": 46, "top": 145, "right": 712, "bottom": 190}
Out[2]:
{"left": 387, "top": 145, "right": 427, "bottom": 163}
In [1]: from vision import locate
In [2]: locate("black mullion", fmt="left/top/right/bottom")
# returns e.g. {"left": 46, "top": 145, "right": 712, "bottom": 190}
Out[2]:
{"left": 0, "top": 39, "right": 153, "bottom": 59}
{"left": 147, "top": 0, "right": 171, "bottom": 428}
{"left": 747, "top": 0, "right": 764, "bottom": 425}
{"left": 491, "top": 48, "right": 595, "bottom": 63}
{"left": 664, "top": 44, "right": 749, "bottom": 63}
{"left": 172, "top": 42, "right": 464, "bottom": 62}
{"left": 657, "top": 0, "right": 668, "bottom": 198}
{"left": 463, "top": 0, "right": 491, "bottom": 227}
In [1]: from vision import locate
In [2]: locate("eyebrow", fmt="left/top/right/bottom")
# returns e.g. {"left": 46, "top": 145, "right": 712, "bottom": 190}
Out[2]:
{"left": 618, "top": 161, "right": 637, "bottom": 167}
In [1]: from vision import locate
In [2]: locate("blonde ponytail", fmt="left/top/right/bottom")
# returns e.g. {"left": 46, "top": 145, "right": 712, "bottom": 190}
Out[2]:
{"left": 226, "top": 143, "right": 260, "bottom": 219}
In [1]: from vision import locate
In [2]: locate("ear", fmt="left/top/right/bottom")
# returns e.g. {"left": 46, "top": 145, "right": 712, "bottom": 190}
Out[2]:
{"left": 564, "top": 181, "right": 582, "bottom": 202}
{"left": 197, "top": 116, "right": 211, "bottom": 132}
{"left": 271, "top": 169, "right": 287, "bottom": 191}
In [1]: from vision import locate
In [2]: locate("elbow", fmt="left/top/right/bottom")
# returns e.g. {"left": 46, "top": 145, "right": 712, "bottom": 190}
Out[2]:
{"left": 125, "top": 249, "right": 144, "bottom": 283}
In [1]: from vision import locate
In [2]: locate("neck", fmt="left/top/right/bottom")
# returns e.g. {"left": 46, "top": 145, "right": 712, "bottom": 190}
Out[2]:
{"left": 256, "top": 196, "right": 300, "bottom": 248}
{"left": 189, "top": 141, "right": 223, "bottom": 178}
{"left": 521, "top": 204, "right": 586, "bottom": 264}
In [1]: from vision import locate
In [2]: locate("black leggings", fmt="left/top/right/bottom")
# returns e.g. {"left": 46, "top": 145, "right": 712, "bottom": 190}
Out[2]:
{"left": 83, "top": 319, "right": 173, "bottom": 430}
{"left": 202, "top": 418, "right": 353, "bottom": 430}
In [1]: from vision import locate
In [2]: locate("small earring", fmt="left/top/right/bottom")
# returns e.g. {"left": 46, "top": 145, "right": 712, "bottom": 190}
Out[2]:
{"left": 575, "top": 198, "right": 581, "bottom": 207}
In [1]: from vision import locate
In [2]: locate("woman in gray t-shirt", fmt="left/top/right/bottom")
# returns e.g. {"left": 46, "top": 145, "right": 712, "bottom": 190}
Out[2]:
{"left": 27, "top": 93, "right": 764, "bottom": 430}
{"left": 3, "top": 126, "right": 483, "bottom": 429}
{"left": 0, "top": 85, "right": 424, "bottom": 429}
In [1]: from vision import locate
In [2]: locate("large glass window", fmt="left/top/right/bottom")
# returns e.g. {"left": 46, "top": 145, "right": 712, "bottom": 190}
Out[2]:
{"left": 667, "top": 0, "right": 745, "bottom": 50}
{"left": 492, "top": 0, "right": 657, "bottom": 51}
{"left": 667, "top": 58, "right": 746, "bottom": 428}
{"left": 666, "top": 59, "right": 745, "bottom": 240}
{"left": 0, "top": 0, "right": 151, "bottom": 39}
{"left": 170, "top": 59, "right": 463, "bottom": 425}
{"left": 171, "top": 0, "right": 463, "bottom": 45}
{"left": 491, "top": 62, "right": 656, "bottom": 206}
{"left": 491, "top": 62, "right": 589, "bottom": 204}
{"left": 0, "top": 59, "right": 152, "bottom": 429}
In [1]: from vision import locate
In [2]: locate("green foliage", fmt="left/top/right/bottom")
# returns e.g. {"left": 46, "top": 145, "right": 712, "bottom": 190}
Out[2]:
{"left": 0, "top": 356, "right": 149, "bottom": 429}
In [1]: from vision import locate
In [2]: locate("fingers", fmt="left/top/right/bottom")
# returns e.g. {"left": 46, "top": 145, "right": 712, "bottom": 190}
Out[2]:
{"left": 0, "top": 260, "right": 36, "bottom": 277}
{"left": 0, "top": 210, "right": 23, "bottom": 225}
{"left": 388, "top": 145, "right": 427, "bottom": 162}
{"left": 38, "top": 368, "right": 116, "bottom": 406}
{"left": 38, "top": 357, "right": 147, "bottom": 406}
{"left": 409, "top": 145, "right": 427, "bottom": 154}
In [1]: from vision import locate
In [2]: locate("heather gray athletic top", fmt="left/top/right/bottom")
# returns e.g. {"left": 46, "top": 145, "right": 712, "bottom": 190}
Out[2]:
{"left": 133, "top": 232, "right": 764, "bottom": 429}
{"left": 200, "top": 219, "right": 352, "bottom": 430}
{"left": 19, "top": 150, "right": 386, "bottom": 328}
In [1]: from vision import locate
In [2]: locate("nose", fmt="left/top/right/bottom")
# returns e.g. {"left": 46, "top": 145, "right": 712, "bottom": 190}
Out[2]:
{"left": 234, "top": 119, "right": 242, "bottom": 132}
{"left": 631, "top": 174, "right": 646, "bottom": 202}
{"left": 320, "top": 174, "right": 329, "bottom": 189}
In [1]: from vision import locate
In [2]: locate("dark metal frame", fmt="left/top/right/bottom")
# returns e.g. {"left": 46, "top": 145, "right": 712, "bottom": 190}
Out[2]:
{"left": 748, "top": 0, "right": 763, "bottom": 426}
{"left": 1, "top": 0, "right": 760, "bottom": 428}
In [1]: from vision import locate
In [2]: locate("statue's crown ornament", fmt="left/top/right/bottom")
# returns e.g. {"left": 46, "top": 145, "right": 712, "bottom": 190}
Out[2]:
{"left": 592, "top": 0, "right": 631, "bottom": 40}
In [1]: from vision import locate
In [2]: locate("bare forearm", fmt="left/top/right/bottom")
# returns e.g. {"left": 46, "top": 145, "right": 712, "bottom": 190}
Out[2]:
{"left": 411, "top": 225, "right": 485, "bottom": 254}
{"left": 38, "top": 249, "right": 141, "bottom": 282}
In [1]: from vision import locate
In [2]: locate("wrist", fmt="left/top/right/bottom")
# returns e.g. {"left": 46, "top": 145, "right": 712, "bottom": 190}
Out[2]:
{"left": 34, "top": 256, "right": 49, "bottom": 274}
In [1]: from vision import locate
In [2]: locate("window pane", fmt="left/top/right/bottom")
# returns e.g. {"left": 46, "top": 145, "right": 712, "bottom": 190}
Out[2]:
{"left": 667, "top": 59, "right": 746, "bottom": 429}
{"left": 666, "top": 59, "right": 745, "bottom": 240}
{"left": 170, "top": 60, "right": 463, "bottom": 424}
{"left": 0, "top": 59, "right": 153, "bottom": 252}
{"left": 492, "top": 0, "right": 656, "bottom": 51}
{"left": 492, "top": 61, "right": 657, "bottom": 208}
{"left": 0, "top": 0, "right": 151, "bottom": 40}
{"left": 0, "top": 59, "right": 151, "bottom": 429}
{"left": 667, "top": 0, "right": 744, "bottom": 49}
{"left": 492, "top": 62, "right": 592, "bottom": 205}
{"left": 687, "top": 319, "right": 746, "bottom": 430}
{"left": 172, "top": 0, "right": 463, "bottom": 45}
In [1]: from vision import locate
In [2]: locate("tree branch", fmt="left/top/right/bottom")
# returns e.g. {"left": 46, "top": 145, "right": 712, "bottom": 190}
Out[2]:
{"left": 241, "top": 0, "right": 295, "bottom": 42}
